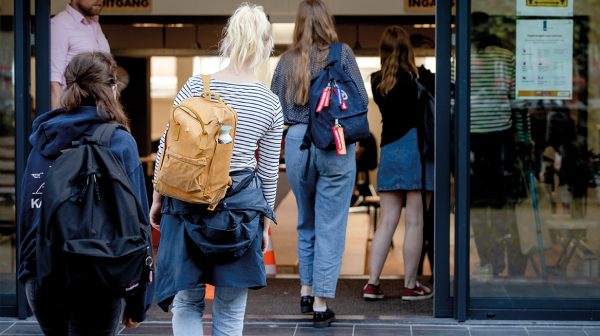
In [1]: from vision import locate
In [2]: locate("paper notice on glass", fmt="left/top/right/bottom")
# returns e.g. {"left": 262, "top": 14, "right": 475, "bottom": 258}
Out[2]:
{"left": 517, "top": 0, "right": 573, "bottom": 17}
{"left": 516, "top": 19, "right": 573, "bottom": 100}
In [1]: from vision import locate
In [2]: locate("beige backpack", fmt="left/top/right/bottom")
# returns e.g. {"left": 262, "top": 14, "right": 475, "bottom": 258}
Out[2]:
{"left": 154, "top": 75, "right": 238, "bottom": 210}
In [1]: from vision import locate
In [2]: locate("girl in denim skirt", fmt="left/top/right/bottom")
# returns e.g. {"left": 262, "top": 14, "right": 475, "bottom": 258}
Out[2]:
{"left": 363, "top": 26, "right": 434, "bottom": 302}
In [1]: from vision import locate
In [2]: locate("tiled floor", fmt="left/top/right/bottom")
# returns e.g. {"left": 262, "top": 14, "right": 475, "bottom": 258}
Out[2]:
{"left": 1, "top": 319, "right": 599, "bottom": 335}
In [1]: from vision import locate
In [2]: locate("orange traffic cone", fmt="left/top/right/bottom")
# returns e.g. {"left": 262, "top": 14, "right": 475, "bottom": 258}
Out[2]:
{"left": 264, "top": 228, "right": 277, "bottom": 276}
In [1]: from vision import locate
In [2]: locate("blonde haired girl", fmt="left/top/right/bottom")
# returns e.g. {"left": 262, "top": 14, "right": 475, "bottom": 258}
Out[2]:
{"left": 219, "top": 3, "right": 273, "bottom": 73}
{"left": 150, "top": 3, "right": 283, "bottom": 336}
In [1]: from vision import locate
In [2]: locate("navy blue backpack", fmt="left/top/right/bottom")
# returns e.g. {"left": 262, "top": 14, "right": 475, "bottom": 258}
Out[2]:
{"left": 303, "top": 43, "right": 369, "bottom": 150}
{"left": 38, "top": 124, "right": 153, "bottom": 299}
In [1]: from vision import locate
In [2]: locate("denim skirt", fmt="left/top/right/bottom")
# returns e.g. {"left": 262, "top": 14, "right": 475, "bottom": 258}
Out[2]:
{"left": 377, "top": 128, "right": 433, "bottom": 192}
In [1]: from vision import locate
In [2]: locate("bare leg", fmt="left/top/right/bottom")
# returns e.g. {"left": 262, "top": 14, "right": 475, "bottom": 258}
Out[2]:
{"left": 314, "top": 296, "right": 327, "bottom": 309}
{"left": 301, "top": 285, "right": 312, "bottom": 297}
{"left": 367, "top": 191, "right": 405, "bottom": 285}
{"left": 403, "top": 191, "right": 432, "bottom": 289}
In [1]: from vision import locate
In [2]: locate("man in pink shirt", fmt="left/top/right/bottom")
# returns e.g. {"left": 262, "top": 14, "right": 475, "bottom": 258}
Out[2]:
{"left": 51, "top": 0, "right": 110, "bottom": 109}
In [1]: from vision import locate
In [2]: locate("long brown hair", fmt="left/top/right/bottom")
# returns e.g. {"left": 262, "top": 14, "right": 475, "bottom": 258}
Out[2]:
{"left": 61, "top": 52, "right": 129, "bottom": 128}
{"left": 287, "top": 0, "right": 338, "bottom": 105}
{"left": 377, "top": 26, "right": 418, "bottom": 96}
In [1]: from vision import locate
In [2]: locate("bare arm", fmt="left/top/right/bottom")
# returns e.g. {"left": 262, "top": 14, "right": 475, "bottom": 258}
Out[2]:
{"left": 262, "top": 217, "right": 274, "bottom": 253}
{"left": 51, "top": 82, "right": 62, "bottom": 109}
{"left": 341, "top": 44, "right": 369, "bottom": 108}
{"left": 149, "top": 190, "right": 163, "bottom": 231}
{"left": 50, "top": 19, "right": 68, "bottom": 109}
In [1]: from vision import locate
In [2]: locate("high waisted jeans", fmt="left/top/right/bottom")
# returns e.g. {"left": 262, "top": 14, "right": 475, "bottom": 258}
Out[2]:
{"left": 171, "top": 285, "right": 248, "bottom": 336}
{"left": 284, "top": 124, "right": 356, "bottom": 298}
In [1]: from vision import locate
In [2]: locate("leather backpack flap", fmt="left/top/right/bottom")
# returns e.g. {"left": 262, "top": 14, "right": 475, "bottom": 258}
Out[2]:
{"left": 155, "top": 98, "right": 213, "bottom": 203}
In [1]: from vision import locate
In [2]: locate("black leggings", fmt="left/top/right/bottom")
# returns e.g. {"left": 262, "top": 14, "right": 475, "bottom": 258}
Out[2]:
{"left": 26, "top": 279, "right": 123, "bottom": 336}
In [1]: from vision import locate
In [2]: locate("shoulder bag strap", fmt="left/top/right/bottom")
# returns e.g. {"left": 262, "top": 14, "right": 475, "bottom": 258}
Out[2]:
{"left": 202, "top": 74, "right": 211, "bottom": 94}
{"left": 200, "top": 74, "right": 227, "bottom": 105}
{"left": 91, "top": 123, "right": 123, "bottom": 147}
{"left": 328, "top": 43, "right": 342, "bottom": 64}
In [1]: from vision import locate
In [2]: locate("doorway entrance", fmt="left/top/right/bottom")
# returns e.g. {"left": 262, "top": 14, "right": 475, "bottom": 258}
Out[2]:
{"left": 102, "top": 15, "right": 438, "bottom": 320}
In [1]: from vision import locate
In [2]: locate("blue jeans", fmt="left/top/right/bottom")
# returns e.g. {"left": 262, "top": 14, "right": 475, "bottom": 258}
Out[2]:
{"left": 284, "top": 124, "right": 356, "bottom": 298}
{"left": 25, "top": 279, "right": 123, "bottom": 336}
{"left": 172, "top": 285, "right": 248, "bottom": 336}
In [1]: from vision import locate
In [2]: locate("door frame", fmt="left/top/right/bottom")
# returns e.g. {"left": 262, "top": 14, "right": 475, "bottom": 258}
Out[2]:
{"left": 432, "top": 0, "right": 455, "bottom": 319}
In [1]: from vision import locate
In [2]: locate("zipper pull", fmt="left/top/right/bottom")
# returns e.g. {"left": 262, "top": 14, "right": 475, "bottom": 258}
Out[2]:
{"left": 92, "top": 174, "right": 101, "bottom": 202}
{"left": 77, "top": 176, "right": 90, "bottom": 203}
{"left": 323, "top": 82, "right": 331, "bottom": 108}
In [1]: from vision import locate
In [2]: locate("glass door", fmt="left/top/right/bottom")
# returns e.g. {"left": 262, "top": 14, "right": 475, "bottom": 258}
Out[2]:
{"left": 454, "top": 0, "right": 600, "bottom": 320}
{"left": 0, "top": 3, "right": 16, "bottom": 313}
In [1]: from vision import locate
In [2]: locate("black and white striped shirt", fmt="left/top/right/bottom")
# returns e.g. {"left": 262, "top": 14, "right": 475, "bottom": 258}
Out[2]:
{"left": 470, "top": 45, "right": 516, "bottom": 133}
{"left": 155, "top": 76, "right": 284, "bottom": 209}
{"left": 450, "top": 45, "right": 530, "bottom": 141}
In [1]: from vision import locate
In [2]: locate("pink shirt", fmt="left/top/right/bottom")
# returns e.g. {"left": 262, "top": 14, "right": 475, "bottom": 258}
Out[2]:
{"left": 50, "top": 5, "right": 110, "bottom": 88}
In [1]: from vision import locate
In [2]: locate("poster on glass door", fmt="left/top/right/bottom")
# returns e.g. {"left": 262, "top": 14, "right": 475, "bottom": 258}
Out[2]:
{"left": 516, "top": 19, "right": 573, "bottom": 100}
{"left": 516, "top": 0, "right": 573, "bottom": 17}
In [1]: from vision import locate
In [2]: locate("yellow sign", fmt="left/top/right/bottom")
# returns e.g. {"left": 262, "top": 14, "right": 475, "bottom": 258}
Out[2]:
{"left": 404, "top": 0, "right": 454, "bottom": 14}
{"left": 517, "top": 90, "right": 571, "bottom": 98}
{"left": 102, "top": 0, "right": 152, "bottom": 14}
{"left": 526, "top": 0, "right": 568, "bottom": 7}
{"left": 404, "top": 0, "right": 435, "bottom": 14}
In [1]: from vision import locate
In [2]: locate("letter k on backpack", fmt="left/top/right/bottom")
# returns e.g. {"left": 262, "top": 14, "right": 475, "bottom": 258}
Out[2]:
{"left": 38, "top": 124, "right": 153, "bottom": 298}
{"left": 154, "top": 75, "right": 238, "bottom": 210}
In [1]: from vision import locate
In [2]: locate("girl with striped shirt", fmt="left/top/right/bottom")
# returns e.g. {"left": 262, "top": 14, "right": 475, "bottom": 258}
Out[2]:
{"left": 149, "top": 4, "right": 283, "bottom": 335}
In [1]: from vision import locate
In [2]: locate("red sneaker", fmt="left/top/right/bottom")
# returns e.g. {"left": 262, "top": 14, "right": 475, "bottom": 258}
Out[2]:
{"left": 363, "top": 283, "right": 384, "bottom": 301}
{"left": 401, "top": 282, "right": 433, "bottom": 301}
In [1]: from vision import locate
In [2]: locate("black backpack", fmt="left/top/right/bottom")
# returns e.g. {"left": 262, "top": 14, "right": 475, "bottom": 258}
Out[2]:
{"left": 37, "top": 123, "right": 153, "bottom": 298}
{"left": 416, "top": 78, "right": 435, "bottom": 161}
{"left": 303, "top": 43, "right": 369, "bottom": 150}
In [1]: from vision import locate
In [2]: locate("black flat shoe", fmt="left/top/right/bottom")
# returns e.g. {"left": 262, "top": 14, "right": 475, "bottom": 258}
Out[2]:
{"left": 300, "top": 296, "right": 314, "bottom": 314}
{"left": 313, "top": 308, "right": 335, "bottom": 328}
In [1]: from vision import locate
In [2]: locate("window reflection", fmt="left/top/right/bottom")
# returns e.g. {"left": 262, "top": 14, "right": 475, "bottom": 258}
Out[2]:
{"left": 0, "top": 13, "right": 16, "bottom": 300}
{"left": 469, "top": 2, "right": 600, "bottom": 299}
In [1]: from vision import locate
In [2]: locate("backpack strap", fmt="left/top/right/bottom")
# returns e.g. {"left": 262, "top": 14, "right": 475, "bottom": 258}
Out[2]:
{"left": 299, "top": 43, "right": 342, "bottom": 176}
{"left": 328, "top": 43, "right": 342, "bottom": 64}
{"left": 91, "top": 123, "right": 123, "bottom": 147}
{"left": 202, "top": 74, "right": 211, "bottom": 94}
{"left": 200, "top": 74, "right": 227, "bottom": 105}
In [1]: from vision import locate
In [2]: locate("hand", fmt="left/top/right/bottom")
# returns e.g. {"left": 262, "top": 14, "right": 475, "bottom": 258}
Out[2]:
{"left": 122, "top": 316, "right": 140, "bottom": 329}
{"left": 261, "top": 217, "right": 275, "bottom": 253}
{"left": 149, "top": 191, "right": 163, "bottom": 231}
